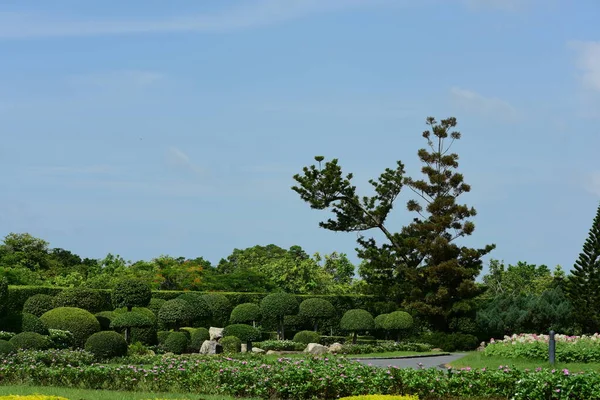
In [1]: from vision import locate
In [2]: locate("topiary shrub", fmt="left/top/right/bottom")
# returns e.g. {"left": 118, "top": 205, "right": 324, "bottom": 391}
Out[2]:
{"left": 260, "top": 293, "right": 298, "bottom": 340}
{"left": 95, "top": 311, "right": 114, "bottom": 331}
{"left": 40, "top": 307, "right": 101, "bottom": 347}
{"left": 177, "top": 293, "right": 211, "bottom": 325}
{"left": 163, "top": 331, "right": 189, "bottom": 354}
{"left": 9, "top": 332, "right": 49, "bottom": 350}
{"left": 85, "top": 331, "right": 128, "bottom": 360}
{"left": 157, "top": 331, "right": 172, "bottom": 345}
{"left": 112, "top": 280, "right": 152, "bottom": 311}
{"left": 0, "top": 277, "right": 8, "bottom": 315}
{"left": 202, "top": 293, "right": 232, "bottom": 326}
{"left": 48, "top": 329, "right": 74, "bottom": 349}
{"left": 299, "top": 298, "right": 336, "bottom": 331}
{"left": 230, "top": 303, "right": 261, "bottom": 326}
{"left": 52, "top": 288, "right": 109, "bottom": 313}
{"left": 188, "top": 327, "right": 210, "bottom": 352}
{"left": 110, "top": 311, "right": 155, "bottom": 343}
{"left": 220, "top": 335, "right": 242, "bottom": 353}
{"left": 0, "top": 339, "right": 16, "bottom": 355}
{"left": 0, "top": 313, "right": 48, "bottom": 335}
{"left": 158, "top": 299, "right": 195, "bottom": 330}
{"left": 147, "top": 298, "right": 166, "bottom": 316}
{"left": 293, "top": 330, "right": 321, "bottom": 345}
{"left": 130, "top": 326, "right": 157, "bottom": 346}
{"left": 223, "top": 324, "right": 261, "bottom": 346}
{"left": 23, "top": 294, "right": 55, "bottom": 317}
{"left": 340, "top": 309, "right": 375, "bottom": 344}
{"left": 382, "top": 311, "right": 413, "bottom": 341}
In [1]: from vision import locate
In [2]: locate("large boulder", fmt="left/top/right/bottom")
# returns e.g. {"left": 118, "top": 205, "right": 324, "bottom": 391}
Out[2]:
{"left": 209, "top": 327, "right": 224, "bottom": 341}
{"left": 251, "top": 347, "right": 265, "bottom": 354}
{"left": 304, "top": 343, "right": 328, "bottom": 355}
{"left": 199, "top": 340, "right": 222, "bottom": 355}
{"left": 328, "top": 342, "right": 343, "bottom": 353}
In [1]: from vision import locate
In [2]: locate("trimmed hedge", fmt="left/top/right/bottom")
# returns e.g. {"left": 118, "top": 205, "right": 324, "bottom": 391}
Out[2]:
{"left": 8, "top": 332, "right": 49, "bottom": 350}
{"left": 221, "top": 335, "right": 242, "bottom": 353}
{"left": 110, "top": 311, "right": 154, "bottom": 330}
{"left": 52, "top": 288, "right": 110, "bottom": 313}
{"left": 85, "top": 331, "right": 128, "bottom": 360}
{"left": 202, "top": 293, "right": 232, "bottom": 326}
{"left": 223, "top": 324, "right": 261, "bottom": 344}
{"left": 95, "top": 311, "right": 114, "bottom": 331}
{"left": 0, "top": 313, "right": 48, "bottom": 335}
{"left": 22, "top": 294, "right": 55, "bottom": 317}
{"left": 230, "top": 303, "right": 261, "bottom": 325}
{"left": 111, "top": 280, "right": 152, "bottom": 310}
{"left": 158, "top": 299, "right": 195, "bottom": 330}
{"left": 163, "top": 331, "right": 189, "bottom": 354}
{"left": 40, "top": 307, "right": 101, "bottom": 347}
{"left": 293, "top": 330, "right": 321, "bottom": 345}
{"left": 177, "top": 293, "right": 211, "bottom": 324}
{"left": 189, "top": 327, "right": 210, "bottom": 352}
{"left": 157, "top": 331, "right": 172, "bottom": 344}
{"left": 0, "top": 339, "right": 16, "bottom": 355}
{"left": 0, "top": 278, "right": 7, "bottom": 315}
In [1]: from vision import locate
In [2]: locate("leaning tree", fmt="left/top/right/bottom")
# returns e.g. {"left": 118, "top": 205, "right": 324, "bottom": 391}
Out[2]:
{"left": 292, "top": 117, "right": 495, "bottom": 332}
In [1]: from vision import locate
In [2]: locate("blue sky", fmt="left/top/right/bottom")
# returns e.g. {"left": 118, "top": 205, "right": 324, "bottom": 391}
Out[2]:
{"left": 0, "top": 0, "right": 599, "bottom": 274}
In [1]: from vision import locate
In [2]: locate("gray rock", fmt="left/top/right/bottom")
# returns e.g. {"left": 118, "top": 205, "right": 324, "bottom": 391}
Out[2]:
{"left": 304, "top": 343, "right": 329, "bottom": 355}
{"left": 209, "top": 327, "right": 224, "bottom": 341}
{"left": 241, "top": 344, "right": 248, "bottom": 353}
{"left": 251, "top": 347, "right": 265, "bottom": 354}
{"left": 328, "top": 342, "right": 343, "bottom": 353}
{"left": 199, "top": 340, "right": 223, "bottom": 355}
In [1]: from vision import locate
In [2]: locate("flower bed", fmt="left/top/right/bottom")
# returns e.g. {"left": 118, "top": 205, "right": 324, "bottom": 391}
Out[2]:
{"left": 484, "top": 333, "right": 600, "bottom": 362}
{"left": 2, "top": 351, "right": 600, "bottom": 399}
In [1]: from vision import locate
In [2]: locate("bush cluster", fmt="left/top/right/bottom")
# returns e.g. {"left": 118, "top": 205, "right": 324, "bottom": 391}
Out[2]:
{"left": 52, "top": 288, "right": 109, "bottom": 313}
{"left": 163, "top": 331, "right": 189, "bottom": 354}
{"left": 40, "top": 307, "right": 100, "bottom": 347}
{"left": 111, "top": 280, "right": 152, "bottom": 311}
{"left": 22, "top": 294, "right": 55, "bottom": 317}
{"left": 0, "top": 339, "right": 16, "bottom": 355}
{"left": 230, "top": 303, "right": 260, "bottom": 325}
{"left": 189, "top": 327, "right": 210, "bottom": 352}
{"left": 420, "top": 331, "right": 479, "bottom": 352}
{"left": 9, "top": 332, "right": 49, "bottom": 350}
{"left": 85, "top": 331, "right": 128, "bottom": 360}
{"left": 223, "top": 324, "right": 261, "bottom": 344}
{"left": 293, "top": 330, "right": 321, "bottom": 345}
{"left": 0, "top": 312, "right": 48, "bottom": 335}
{"left": 254, "top": 340, "right": 305, "bottom": 351}
{"left": 220, "top": 335, "right": 242, "bottom": 353}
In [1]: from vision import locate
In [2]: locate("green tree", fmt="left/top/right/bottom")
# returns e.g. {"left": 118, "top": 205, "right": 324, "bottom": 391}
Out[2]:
{"left": 482, "top": 259, "right": 558, "bottom": 297}
{"left": 292, "top": 117, "right": 494, "bottom": 331}
{"left": 565, "top": 203, "right": 600, "bottom": 333}
{"left": 0, "top": 233, "right": 51, "bottom": 271}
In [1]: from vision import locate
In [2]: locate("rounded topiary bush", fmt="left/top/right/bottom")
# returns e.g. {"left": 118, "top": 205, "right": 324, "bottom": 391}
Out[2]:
{"left": 130, "top": 326, "right": 158, "bottom": 346}
{"left": 260, "top": 293, "right": 298, "bottom": 340}
{"left": 112, "top": 279, "right": 152, "bottom": 311}
{"left": 157, "top": 331, "right": 172, "bottom": 345}
{"left": 293, "top": 330, "right": 321, "bottom": 345}
{"left": 177, "top": 293, "right": 211, "bottom": 324}
{"left": 95, "top": 311, "right": 114, "bottom": 331}
{"left": 382, "top": 311, "right": 413, "bottom": 338}
{"left": 9, "top": 332, "right": 49, "bottom": 350}
{"left": 223, "top": 324, "right": 261, "bottom": 345}
{"left": 0, "top": 313, "right": 48, "bottom": 335}
{"left": 374, "top": 314, "right": 389, "bottom": 330}
{"left": 230, "top": 303, "right": 261, "bottom": 325}
{"left": 0, "top": 339, "right": 16, "bottom": 355}
{"left": 163, "top": 331, "right": 189, "bottom": 354}
{"left": 23, "top": 294, "right": 55, "bottom": 317}
{"left": 220, "top": 335, "right": 242, "bottom": 353}
{"left": 299, "top": 298, "right": 335, "bottom": 330}
{"left": 110, "top": 311, "right": 155, "bottom": 330}
{"left": 202, "top": 293, "right": 232, "bottom": 326}
{"left": 40, "top": 307, "right": 101, "bottom": 347}
{"left": 189, "top": 327, "right": 210, "bottom": 352}
{"left": 340, "top": 309, "right": 375, "bottom": 344}
{"left": 52, "top": 288, "right": 109, "bottom": 313}
{"left": 158, "top": 299, "right": 195, "bottom": 330}
{"left": 148, "top": 298, "right": 166, "bottom": 316}
{"left": 85, "top": 331, "right": 128, "bottom": 360}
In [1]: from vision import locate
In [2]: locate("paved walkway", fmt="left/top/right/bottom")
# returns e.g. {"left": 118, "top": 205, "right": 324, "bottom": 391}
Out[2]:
{"left": 355, "top": 353, "right": 466, "bottom": 369}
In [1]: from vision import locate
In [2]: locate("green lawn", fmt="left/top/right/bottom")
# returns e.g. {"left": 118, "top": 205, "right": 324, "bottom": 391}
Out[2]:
{"left": 449, "top": 351, "right": 600, "bottom": 373}
{"left": 0, "top": 385, "right": 259, "bottom": 400}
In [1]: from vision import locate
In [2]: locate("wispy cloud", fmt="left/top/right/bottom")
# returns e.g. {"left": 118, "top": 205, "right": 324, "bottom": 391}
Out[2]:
{"left": 0, "top": 0, "right": 390, "bottom": 40}
{"left": 569, "top": 41, "right": 600, "bottom": 92}
{"left": 450, "top": 87, "right": 519, "bottom": 121}
{"left": 68, "top": 70, "right": 164, "bottom": 89}
{"left": 166, "top": 147, "right": 205, "bottom": 176}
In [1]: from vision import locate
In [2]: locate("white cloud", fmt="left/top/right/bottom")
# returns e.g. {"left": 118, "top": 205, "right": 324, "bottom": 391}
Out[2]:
{"left": 450, "top": 87, "right": 518, "bottom": 121}
{"left": 569, "top": 41, "right": 600, "bottom": 92}
{"left": 166, "top": 147, "right": 205, "bottom": 176}
{"left": 68, "top": 71, "right": 164, "bottom": 89}
{"left": 0, "top": 0, "right": 390, "bottom": 39}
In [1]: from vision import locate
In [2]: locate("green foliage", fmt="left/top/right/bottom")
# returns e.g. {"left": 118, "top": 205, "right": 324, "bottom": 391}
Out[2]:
{"left": 293, "top": 330, "right": 320, "bottom": 345}
{"left": 382, "top": 311, "right": 413, "bottom": 331}
{"left": 23, "top": 294, "right": 55, "bottom": 317}
{"left": 163, "top": 331, "right": 189, "bottom": 354}
{"left": 223, "top": 324, "right": 261, "bottom": 343}
{"left": 52, "top": 288, "right": 110, "bottom": 313}
{"left": 147, "top": 298, "right": 166, "bottom": 316}
{"left": 84, "top": 331, "right": 128, "bottom": 360}
{"left": 336, "top": 341, "right": 433, "bottom": 354}
{"left": 158, "top": 299, "right": 195, "bottom": 330}
{"left": 187, "top": 327, "right": 210, "bottom": 351}
{"left": 482, "top": 259, "right": 560, "bottom": 297}
{"left": 374, "top": 314, "right": 389, "bottom": 330}
{"left": 4, "top": 287, "right": 65, "bottom": 315}
{"left": 340, "top": 309, "right": 374, "bottom": 335}
{"left": 157, "top": 330, "right": 172, "bottom": 344}
{"left": 220, "top": 335, "right": 242, "bottom": 353}
{"left": 40, "top": 307, "right": 100, "bottom": 347}
{"left": 0, "top": 277, "right": 8, "bottom": 315}
{"left": 94, "top": 311, "right": 114, "bottom": 331}
{"left": 254, "top": 340, "right": 305, "bottom": 351}
{"left": 111, "top": 279, "right": 152, "bottom": 311}
{"left": 0, "top": 339, "right": 15, "bottom": 355}
{"left": 130, "top": 326, "right": 158, "bottom": 346}
{"left": 110, "top": 311, "right": 154, "bottom": 330}
{"left": 421, "top": 331, "right": 479, "bottom": 352}
{"left": 201, "top": 293, "right": 231, "bottom": 326}
{"left": 230, "top": 303, "right": 261, "bottom": 325}
{"left": 260, "top": 293, "right": 298, "bottom": 340}
{"left": 176, "top": 293, "right": 211, "bottom": 324}
{"left": 47, "top": 329, "right": 75, "bottom": 349}
{"left": 0, "top": 312, "right": 48, "bottom": 335}
{"left": 299, "top": 298, "right": 335, "bottom": 330}
{"left": 566, "top": 203, "right": 600, "bottom": 333}
{"left": 8, "top": 332, "right": 49, "bottom": 350}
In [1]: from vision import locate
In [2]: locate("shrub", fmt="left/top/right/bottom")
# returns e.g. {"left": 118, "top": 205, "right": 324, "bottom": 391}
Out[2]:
{"left": 0, "top": 277, "right": 8, "bottom": 315}
{"left": 0, "top": 339, "right": 16, "bottom": 355}
{"left": 221, "top": 335, "right": 242, "bottom": 353}
{"left": 95, "top": 311, "right": 114, "bottom": 331}
{"left": 40, "top": 307, "right": 101, "bottom": 347}
{"left": 158, "top": 299, "right": 195, "bottom": 330}
{"left": 23, "top": 294, "right": 55, "bottom": 317}
{"left": 163, "top": 331, "right": 189, "bottom": 354}
{"left": 177, "top": 293, "right": 211, "bottom": 324}
{"left": 0, "top": 331, "right": 15, "bottom": 340}
{"left": 260, "top": 293, "right": 298, "bottom": 340}
{"left": 112, "top": 279, "right": 152, "bottom": 311}
{"left": 0, "top": 313, "right": 48, "bottom": 335}
{"left": 52, "top": 288, "right": 109, "bottom": 313}
{"left": 223, "top": 324, "right": 261, "bottom": 345}
{"left": 382, "top": 311, "right": 414, "bottom": 341}
{"left": 230, "top": 303, "right": 261, "bottom": 325}
{"left": 340, "top": 309, "right": 375, "bottom": 344}
{"left": 189, "top": 327, "right": 210, "bottom": 352}
{"left": 9, "top": 332, "right": 49, "bottom": 350}
{"left": 421, "top": 332, "right": 479, "bottom": 352}
{"left": 339, "top": 396, "right": 419, "bottom": 400}
{"left": 299, "top": 298, "right": 336, "bottom": 331}
{"left": 253, "top": 339, "right": 305, "bottom": 351}
{"left": 110, "top": 311, "right": 154, "bottom": 330}
{"left": 130, "top": 327, "right": 158, "bottom": 346}
{"left": 202, "top": 293, "right": 232, "bottom": 326}
{"left": 85, "top": 331, "right": 128, "bottom": 360}
{"left": 293, "top": 330, "right": 321, "bottom": 345}
{"left": 374, "top": 314, "right": 389, "bottom": 330}
{"left": 147, "top": 298, "right": 166, "bottom": 316}
{"left": 47, "top": 329, "right": 74, "bottom": 349}
{"left": 157, "top": 331, "right": 172, "bottom": 344}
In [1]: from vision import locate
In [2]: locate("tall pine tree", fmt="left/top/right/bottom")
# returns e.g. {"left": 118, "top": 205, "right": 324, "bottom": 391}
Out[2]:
{"left": 566, "top": 203, "right": 600, "bottom": 333}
